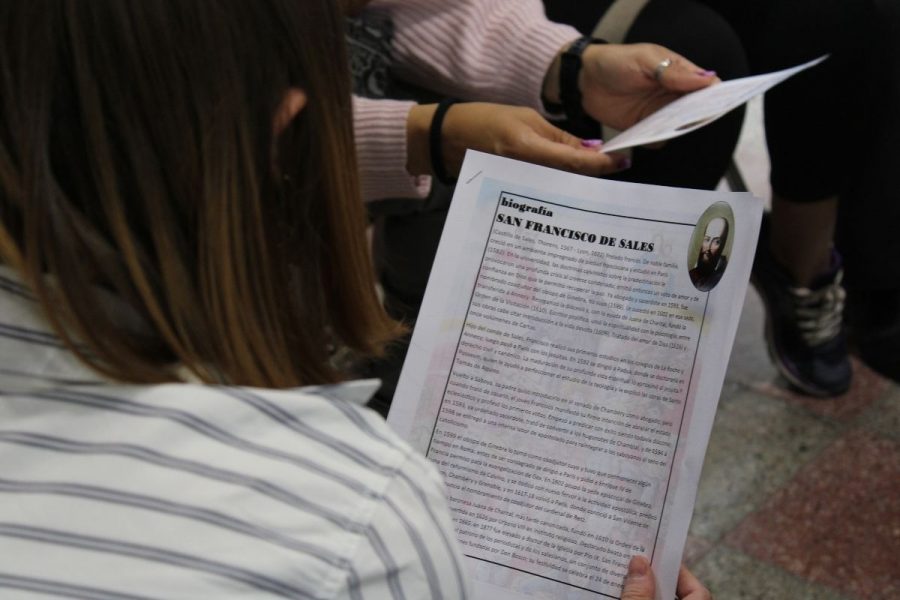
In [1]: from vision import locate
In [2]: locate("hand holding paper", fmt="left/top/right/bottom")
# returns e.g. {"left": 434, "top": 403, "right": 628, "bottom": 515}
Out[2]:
{"left": 620, "top": 557, "right": 710, "bottom": 600}
{"left": 578, "top": 43, "right": 721, "bottom": 131}
{"left": 438, "top": 104, "right": 632, "bottom": 177}
{"left": 600, "top": 56, "right": 828, "bottom": 152}
{"left": 406, "top": 103, "right": 634, "bottom": 181}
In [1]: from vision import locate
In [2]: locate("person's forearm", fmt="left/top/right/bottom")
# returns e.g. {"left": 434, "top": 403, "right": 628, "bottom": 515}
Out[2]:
{"left": 353, "top": 96, "right": 431, "bottom": 201}
{"left": 367, "top": 0, "right": 579, "bottom": 110}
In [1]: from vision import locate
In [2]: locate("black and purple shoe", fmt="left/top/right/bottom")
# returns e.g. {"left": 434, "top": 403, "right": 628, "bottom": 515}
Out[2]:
{"left": 752, "top": 227, "right": 851, "bottom": 397}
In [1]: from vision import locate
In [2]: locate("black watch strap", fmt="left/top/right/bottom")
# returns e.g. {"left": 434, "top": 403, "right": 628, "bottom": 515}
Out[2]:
{"left": 560, "top": 36, "right": 607, "bottom": 136}
{"left": 429, "top": 98, "right": 460, "bottom": 186}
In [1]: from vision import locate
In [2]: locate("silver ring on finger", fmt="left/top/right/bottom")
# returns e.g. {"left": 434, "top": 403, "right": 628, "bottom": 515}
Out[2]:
{"left": 654, "top": 57, "right": 673, "bottom": 82}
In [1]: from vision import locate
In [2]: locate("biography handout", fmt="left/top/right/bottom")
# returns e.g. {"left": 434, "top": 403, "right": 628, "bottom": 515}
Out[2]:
{"left": 388, "top": 152, "right": 764, "bottom": 600}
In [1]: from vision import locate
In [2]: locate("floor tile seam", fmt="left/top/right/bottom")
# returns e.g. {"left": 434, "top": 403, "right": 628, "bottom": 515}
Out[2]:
{"left": 725, "top": 378, "right": 849, "bottom": 442}
{"left": 744, "top": 426, "right": 861, "bottom": 505}
{"left": 845, "top": 391, "right": 900, "bottom": 441}
{"left": 733, "top": 375, "right": 870, "bottom": 431}
{"left": 714, "top": 426, "right": 897, "bottom": 590}
{"left": 813, "top": 372, "right": 890, "bottom": 422}
{"left": 734, "top": 360, "right": 894, "bottom": 416}
{"left": 806, "top": 404, "right": 867, "bottom": 430}
{"left": 845, "top": 423, "right": 900, "bottom": 450}
{"left": 703, "top": 544, "right": 855, "bottom": 600}
{"left": 709, "top": 429, "right": 855, "bottom": 549}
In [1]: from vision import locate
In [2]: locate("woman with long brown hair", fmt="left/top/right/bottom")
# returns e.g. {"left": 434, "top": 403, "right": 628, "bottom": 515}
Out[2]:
{"left": 0, "top": 1, "right": 711, "bottom": 597}
{"left": 0, "top": 0, "right": 467, "bottom": 597}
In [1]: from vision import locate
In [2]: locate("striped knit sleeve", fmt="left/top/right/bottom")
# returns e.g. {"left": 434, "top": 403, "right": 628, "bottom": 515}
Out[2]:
{"left": 336, "top": 448, "right": 470, "bottom": 600}
{"left": 353, "top": 96, "right": 432, "bottom": 202}
{"left": 371, "top": 0, "right": 580, "bottom": 111}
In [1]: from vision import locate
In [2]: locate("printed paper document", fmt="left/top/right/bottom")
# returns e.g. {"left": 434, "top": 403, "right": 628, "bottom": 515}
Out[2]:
{"left": 388, "top": 152, "right": 764, "bottom": 599}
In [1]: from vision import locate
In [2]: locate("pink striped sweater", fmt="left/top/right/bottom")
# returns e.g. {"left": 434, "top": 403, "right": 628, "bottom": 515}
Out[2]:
{"left": 354, "top": 0, "right": 579, "bottom": 201}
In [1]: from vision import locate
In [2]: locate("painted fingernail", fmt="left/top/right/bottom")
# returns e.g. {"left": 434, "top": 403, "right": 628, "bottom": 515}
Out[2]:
{"left": 696, "top": 69, "right": 717, "bottom": 77}
{"left": 581, "top": 139, "right": 604, "bottom": 148}
{"left": 617, "top": 157, "right": 632, "bottom": 170}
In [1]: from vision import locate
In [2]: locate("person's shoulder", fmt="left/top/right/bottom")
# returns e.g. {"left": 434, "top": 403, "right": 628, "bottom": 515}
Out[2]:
{"left": 0, "top": 380, "right": 450, "bottom": 599}
{"left": 137, "top": 380, "right": 422, "bottom": 473}
{"left": 235, "top": 384, "right": 464, "bottom": 598}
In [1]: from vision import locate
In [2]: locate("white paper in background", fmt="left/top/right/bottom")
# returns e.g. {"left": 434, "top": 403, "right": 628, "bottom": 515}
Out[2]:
{"left": 601, "top": 55, "right": 827, "bottom": 152}
{"left": 388, "top": 152, "right": 763, "bottom": 600}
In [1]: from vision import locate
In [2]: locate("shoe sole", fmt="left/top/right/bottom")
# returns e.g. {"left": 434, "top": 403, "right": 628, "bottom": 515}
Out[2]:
{"left": 752, "top": 277, "right": 850, "bottom": 398}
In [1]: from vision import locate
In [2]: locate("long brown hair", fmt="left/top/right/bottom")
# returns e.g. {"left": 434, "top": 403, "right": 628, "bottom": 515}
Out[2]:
{"left": 0, "top": 0, "right": 402, "bottom": 387}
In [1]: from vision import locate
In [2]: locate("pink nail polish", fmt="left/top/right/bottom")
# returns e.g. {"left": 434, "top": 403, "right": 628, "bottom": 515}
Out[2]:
{"left": 581, "top": 139, "right": 604, "bottom": 148}
{"left": 697, "top": 69, "right": 717, "bottom": 77}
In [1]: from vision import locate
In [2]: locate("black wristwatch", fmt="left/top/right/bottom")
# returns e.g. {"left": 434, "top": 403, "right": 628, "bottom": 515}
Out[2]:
{"left": 558, "top": 36, "right": 607, "bottom": 136}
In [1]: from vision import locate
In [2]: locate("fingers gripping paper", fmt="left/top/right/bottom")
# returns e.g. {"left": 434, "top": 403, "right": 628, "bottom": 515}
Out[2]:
{"left": 601, "top": 55, "right": 828, "bottom": 152}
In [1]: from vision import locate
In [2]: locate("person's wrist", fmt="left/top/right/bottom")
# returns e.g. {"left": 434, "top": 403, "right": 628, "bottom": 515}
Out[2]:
{"left": 429, "top": 99, "right": 460, "bottom": 185}
{"left": 561, "top": 37, "right": 606, "bottom": 121}
{"left": 541, "top": 39, "right": 577, "bottom": 107}
{"left": 406, "top": 103, "right": 438, "bottom": 176}
{"left": 578, "top": 43, "right": 606, "bottom": 100}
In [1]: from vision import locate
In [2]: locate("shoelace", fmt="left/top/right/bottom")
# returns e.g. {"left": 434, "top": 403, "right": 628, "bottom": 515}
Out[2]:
{"left": 789, "top": 269, "right": 846, "bottom": 346}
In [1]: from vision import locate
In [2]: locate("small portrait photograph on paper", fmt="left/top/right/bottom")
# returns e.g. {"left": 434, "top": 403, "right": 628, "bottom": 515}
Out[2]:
{"left": 688, "top": 201, "right": 735, "bottom": 292}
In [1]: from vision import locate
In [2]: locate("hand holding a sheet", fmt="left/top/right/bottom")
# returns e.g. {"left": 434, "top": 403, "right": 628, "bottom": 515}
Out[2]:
{"left": 578, "top": 43, "right": 719, "bottom": 131}
{"left": 622, "top": 557, "right": 711, "bottom": 600}
{"left": 406, "top": 103, "right": 631, "bottom": 178}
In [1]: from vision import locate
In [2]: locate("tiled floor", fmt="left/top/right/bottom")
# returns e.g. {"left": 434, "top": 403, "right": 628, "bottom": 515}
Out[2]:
{"left": 687, "top": 100, "right": 900, "bottom": 599}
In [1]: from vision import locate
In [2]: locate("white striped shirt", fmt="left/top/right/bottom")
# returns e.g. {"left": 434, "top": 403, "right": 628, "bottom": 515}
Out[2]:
{"left": 0, "top": 266, "right": 470, "bottom": 599}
